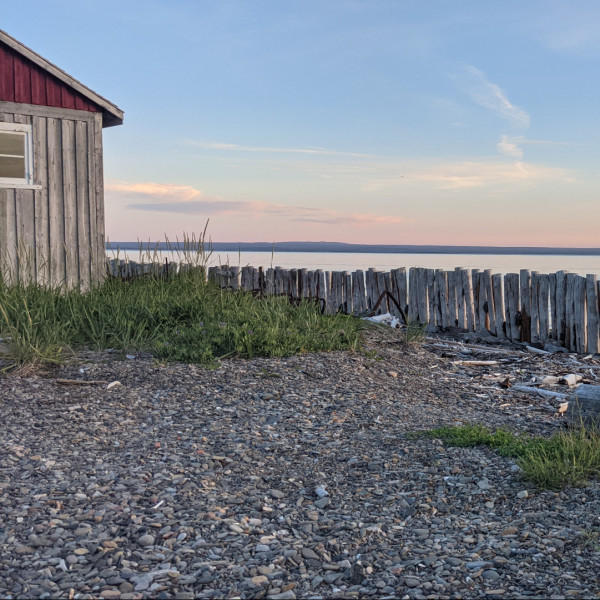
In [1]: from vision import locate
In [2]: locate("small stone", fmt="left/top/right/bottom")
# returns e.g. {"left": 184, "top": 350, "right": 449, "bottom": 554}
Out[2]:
{"left": 74, "top": 548, "right": 89, "bottom": 555}
{"left": 270, "top": 489, "right": 285, "bottom": 499}
{"left": 266, "top": 591, "right": 296, "bottom": 600}
{"left": 388, "top": 371, "right": 398, "bottom": 378}
{"left": 301, "top": 547, "right": 320, "bottom": 561}
{"left": 315, "top": 486, "right": 329, "bottom": 498}
{"left": 100, "top": 591, "right": 121, "bottom": 600}
{"left": 15, "top": 545, "right": 35, "bottom": 554}
{"left": 252, "top": 575, "right": 268, "bottom": 586}
{"left": 404, "top": 576, "right": 420, "bottom": 588}
{"left": 517, "top": 490, "right": 528, "bottom": 499}
{"left": 501, "top": 527, "right": 518, "bottom": 536}
{"left": 481, "top": 569, "right": 500, "bottom": 581}
{"left": 137, "top": 534, "right": 155, "bottom": 547}
{"left": 134, "top": 576, "right": 153, "bottom": 592}
{"left": 256, "top": 544, "right": 271, "bottom": 552}
{"left": 466, "top": 561, "right": 491, "bottom": 570}
{"left": 314, "top": 497, "right": 330, "bottom": 509}
{"left": 119, "top": 583, "right": 134, "bottom": 594}
{"left": 477, "top": 478, "right": 492, "bottom": 490}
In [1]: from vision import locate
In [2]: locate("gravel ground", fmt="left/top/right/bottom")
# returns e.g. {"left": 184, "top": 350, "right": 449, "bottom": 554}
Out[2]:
{"left": 1, "top": 329, "right": 599, "bottom": 599}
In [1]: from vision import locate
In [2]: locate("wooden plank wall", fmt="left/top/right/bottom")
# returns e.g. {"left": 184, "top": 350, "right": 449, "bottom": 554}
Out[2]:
{"left": 106, "top": 259, "right": 600, "bottom": 354}
{"left": 0, "top": 103, "right": 104, "bottom": 289}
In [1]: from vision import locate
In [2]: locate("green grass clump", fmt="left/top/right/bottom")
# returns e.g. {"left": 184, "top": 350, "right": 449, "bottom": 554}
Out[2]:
{"left": 0, "top": 270, "right": 364, "bottom": 370}
{"left": 402, "top": 320, "right": 427, "bottom": 345}
{"left": 426, "top": 423, "right": 600, "bottom": 489}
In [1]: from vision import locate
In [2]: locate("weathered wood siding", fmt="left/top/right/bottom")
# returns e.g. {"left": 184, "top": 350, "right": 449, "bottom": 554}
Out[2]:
{"left": 0, "top": 102, "right": 105, "bottom": 289}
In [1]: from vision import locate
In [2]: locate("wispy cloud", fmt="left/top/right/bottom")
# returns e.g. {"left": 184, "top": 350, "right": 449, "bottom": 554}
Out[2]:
{"left": 497, "top": 135, "right": 523, "bottom": 158}
{"left": 106, "top": 181, "right": 405, "bottom": 227}
{"left": 364, "top": 159, "right": 574, "bottom": 191}
{"left": 186, "top": 140, "right": 375, "bottom": 159}
{"left": 456, "top": 65, "right": 530, "bottom": 129}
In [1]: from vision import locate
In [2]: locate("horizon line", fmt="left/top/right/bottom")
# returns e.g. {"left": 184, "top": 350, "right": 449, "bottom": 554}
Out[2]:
{"left": 106, "top": 241, "right": 600, "bottom": 255}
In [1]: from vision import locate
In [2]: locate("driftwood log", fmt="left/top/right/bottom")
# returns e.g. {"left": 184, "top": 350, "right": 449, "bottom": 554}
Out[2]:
{"left": 565, "top": 384, "right": 600, "bottom": 430}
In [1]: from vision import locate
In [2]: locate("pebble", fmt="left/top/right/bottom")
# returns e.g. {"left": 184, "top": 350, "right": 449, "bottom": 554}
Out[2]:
{"left": 137, "top": 534, "right": 155, "bottom": 547}
{"left": 301, "top": 547, "right": 320, "bottom": 561}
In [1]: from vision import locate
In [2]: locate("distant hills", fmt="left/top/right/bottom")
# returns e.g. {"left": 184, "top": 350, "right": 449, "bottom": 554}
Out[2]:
{"left": 106, "top": 241, "right": 600, "bottom": 256}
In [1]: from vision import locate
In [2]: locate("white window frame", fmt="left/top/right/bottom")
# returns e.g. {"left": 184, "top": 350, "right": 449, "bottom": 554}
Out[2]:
{"left": 0, "top": 122, "right": 40, "bottom": 189}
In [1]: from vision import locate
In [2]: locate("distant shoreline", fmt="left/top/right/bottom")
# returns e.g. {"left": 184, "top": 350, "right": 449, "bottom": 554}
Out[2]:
{"left": 106, "top": 241, "right": 600, "bottom": 256}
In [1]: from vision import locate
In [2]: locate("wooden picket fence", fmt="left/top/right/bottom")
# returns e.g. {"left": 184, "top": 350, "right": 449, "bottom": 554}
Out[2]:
{"left": 106, "top": 259, "right": 600, "bottom": 354}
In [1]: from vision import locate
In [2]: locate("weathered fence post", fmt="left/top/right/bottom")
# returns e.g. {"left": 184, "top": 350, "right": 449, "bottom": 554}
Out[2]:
{"left": 461, "top": 269, "right": 475, "bottom": 331}
{"left": 586, "top": 274, "right": 599, "bottom": 354}
{"left": 520, "top": 269, "right": 532, "bottom": 343}
{"left": 417, "top": 268, "right": 429, "bottom": 324}
{"left": 555, "top": 270, "right": 567, "bottom": 344}
{"left": 408, "top": 267, "right": 418, "bottom": 323}
{"left": 352, "top": 270, "right": 366, "bottom": 314}
{"left": 538, "top": 274, "right": 549, "bottom": 343}
{"left": 447, "top": 270, "right": 458, "bottom": 328}
{"left": 390, "top": 267, "right": 407, "bottom": 320}
{"left": 343, "top": 272, "right": 352, "bottom": 314}
{"left": 492, "top": 273, "right": 505, "bottom": 339}
{"left": 530, "top": 272, "right": 540, "bottom": 343}
{"left": 504, "top": 273, "right": 519, "bottom": 341}
{"left": 482, "top": 269, "right": 495, "bottom": 335}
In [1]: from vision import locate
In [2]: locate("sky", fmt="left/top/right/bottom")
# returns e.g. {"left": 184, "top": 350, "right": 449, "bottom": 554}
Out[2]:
{"left": 3, "top": 1, "right": 600, "bottom": 246}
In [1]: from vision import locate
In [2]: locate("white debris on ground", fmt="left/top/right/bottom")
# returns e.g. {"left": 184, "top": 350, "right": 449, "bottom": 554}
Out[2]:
{"left": 361, "top": 312, "right": 401, "bottom": 328}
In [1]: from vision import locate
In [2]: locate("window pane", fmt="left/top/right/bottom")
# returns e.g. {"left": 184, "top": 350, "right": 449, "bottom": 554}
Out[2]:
{"left": 0, "top": 132, "right": 25, "bottom": 157}
{"left": 0, "top": 156, "right": 26, "bottom": 178}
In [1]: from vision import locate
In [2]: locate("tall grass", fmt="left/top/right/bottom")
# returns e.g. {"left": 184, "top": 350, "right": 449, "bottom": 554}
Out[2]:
{"left": 427, "top": 423, "right": 600, "bottom": 489}
{"left": 0, "top": 268, "right": 364, "bottom": 370}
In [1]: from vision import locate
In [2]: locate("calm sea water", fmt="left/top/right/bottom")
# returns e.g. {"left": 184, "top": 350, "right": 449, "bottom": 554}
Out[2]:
{"left": 113, "top": 250, "right": 600, "bottom": 277}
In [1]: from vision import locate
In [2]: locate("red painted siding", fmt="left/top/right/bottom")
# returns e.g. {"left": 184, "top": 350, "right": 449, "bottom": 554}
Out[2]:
{"left": 0, "top": 41, "right": 99, "bottom": 113}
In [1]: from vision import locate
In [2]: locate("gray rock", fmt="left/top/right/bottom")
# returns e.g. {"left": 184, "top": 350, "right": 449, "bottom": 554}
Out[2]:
{"left": 137, "top": 534, "right": 155, "bottom": 547}
{"left": 466, "top": 561, "right": 491, "bottom": 570}
{"left": 482, "top": 569, "right": 500, "bottom": 580}
{"left": 301, "top": 547, "right": 320, "bottom": 561}
{"left": 266, "top": 591, "right": 296, "bottom": 600}
{"left": 133, "top": 575, "right": 153, "bottom": 592}
{"left": 314, "top": 497, "right": 330, "bottom": 509}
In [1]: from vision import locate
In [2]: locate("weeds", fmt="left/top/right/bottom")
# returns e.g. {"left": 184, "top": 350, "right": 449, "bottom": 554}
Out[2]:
{"left": 0, "top": 271, "right": 364, "bottom": 371}
{"left": 580, "top": 527, "right": 600, "bottom": 551}
{"left": 402, "top": 320, "right": 427, "bottom": 345}
{"left": 424, "top": 423, "right": 600, "bottom": 489}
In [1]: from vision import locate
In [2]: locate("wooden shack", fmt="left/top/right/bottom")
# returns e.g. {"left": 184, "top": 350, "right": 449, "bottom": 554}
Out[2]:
{"left": 0, "top": 30, "right": 123, "bottom": 289}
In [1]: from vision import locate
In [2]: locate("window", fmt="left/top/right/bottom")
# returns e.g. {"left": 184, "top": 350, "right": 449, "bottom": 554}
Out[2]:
{"left": 0, "top": 122, "right": 35, "bottom": 188}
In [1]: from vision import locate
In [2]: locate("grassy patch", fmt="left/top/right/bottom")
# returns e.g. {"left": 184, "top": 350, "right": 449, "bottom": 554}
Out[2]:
{"left": 426, "top": 424, "right": 600, "bottom": 489}
{"left": 0, "top": 270, "right": 364, "bottom": 371}
{"left": 402, "top": 320, "right": 428, "bottom": 345}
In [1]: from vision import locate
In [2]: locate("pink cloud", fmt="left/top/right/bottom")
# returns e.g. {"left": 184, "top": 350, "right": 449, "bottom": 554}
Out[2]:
{"left": 106, "top": 180, "right": 406, "bottom": 227}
